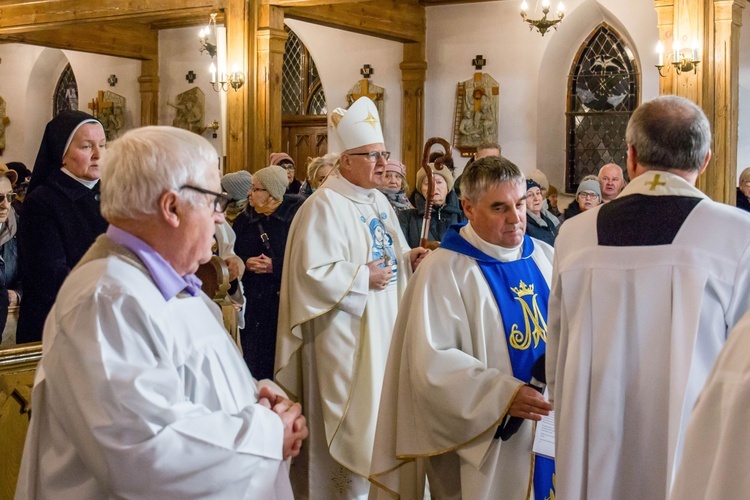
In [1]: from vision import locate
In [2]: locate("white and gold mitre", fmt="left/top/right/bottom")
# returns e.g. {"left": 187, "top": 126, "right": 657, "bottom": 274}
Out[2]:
{"left": 330, "top": 96, "right": 384, "bottom": 151}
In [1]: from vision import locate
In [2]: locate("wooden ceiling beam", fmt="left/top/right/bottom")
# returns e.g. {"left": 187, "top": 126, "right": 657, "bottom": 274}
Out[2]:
{"left": 284, "top": 1, "right": 425, "bottom": 43}
{"left": 0, "top": 0, "right": 225, "bottom": 34}
{"left": 0, "top": 22, "right": 158, "bottom": 60}
{"left": 270, "top": 0, "right": 372, "bottom": 6}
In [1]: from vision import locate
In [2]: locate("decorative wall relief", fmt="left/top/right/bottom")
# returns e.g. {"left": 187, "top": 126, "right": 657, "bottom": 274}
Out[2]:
{"left": 168, "top": 87, "right": 206, "bottom": 135}
{"left": 452, "top": 55, "right": 500, "bottom": 157}
{"left": 0, "top": 97, "right": 9, "bottom": 155}
{"left": 88, "top": 90, "right": 126, "bottom": 141}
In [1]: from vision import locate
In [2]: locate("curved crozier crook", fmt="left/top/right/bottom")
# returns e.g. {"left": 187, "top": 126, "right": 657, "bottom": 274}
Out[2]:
{"left": 419, "top": 137, "right": 453, "bottom": 249}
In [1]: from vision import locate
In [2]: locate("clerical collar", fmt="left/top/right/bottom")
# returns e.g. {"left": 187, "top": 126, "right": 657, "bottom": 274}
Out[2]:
{"left": 618, "top": 170, "right": 708, "bottom": 200}
{"left": 460, "top": 222, "right": 522, "bottom": 262}
{"left": 339, "top": 174, "right": 374, "bottom": 196}
{"left": 61, "top": 167, "right": 99, "bottom": 189}
{"left": 106, "top": 225, "right": 203, "bottom": 300}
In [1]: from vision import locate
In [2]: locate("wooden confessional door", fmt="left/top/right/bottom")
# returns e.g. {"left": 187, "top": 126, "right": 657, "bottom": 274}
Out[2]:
{"left": 281, "top": 116, "right": 328, "bottom": 182}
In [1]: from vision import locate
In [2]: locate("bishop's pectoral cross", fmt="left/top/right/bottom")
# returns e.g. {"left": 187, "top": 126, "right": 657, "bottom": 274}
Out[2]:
{"left": 87, "top": 90, "right": 113, "bottom": 119}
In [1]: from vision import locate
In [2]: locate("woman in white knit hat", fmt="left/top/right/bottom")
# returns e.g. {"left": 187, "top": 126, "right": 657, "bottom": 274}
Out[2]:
{"left": 232, "top": 165, "right": 304, "bottom": 379}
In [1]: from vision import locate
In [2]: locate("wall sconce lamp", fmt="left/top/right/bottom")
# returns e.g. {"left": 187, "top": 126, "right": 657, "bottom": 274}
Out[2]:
{"left": 199, "top": 13, "right": 218, "bottom": 59}
{"left": 655, "top": 39, "right": 700, "bottom": 77}
{"left": 208, "top": 120, "right": 219, "bottom": 138}
{"left": 209, "top": 63, "right": 245, "bottom": 92}
{"left": 520, "top": 0, "right": 564, "bottom": 37}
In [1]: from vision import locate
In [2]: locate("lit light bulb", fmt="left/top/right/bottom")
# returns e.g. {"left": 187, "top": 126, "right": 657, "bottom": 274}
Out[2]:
{"left": 656, "top": 41, "right": 664, "bottom": 66}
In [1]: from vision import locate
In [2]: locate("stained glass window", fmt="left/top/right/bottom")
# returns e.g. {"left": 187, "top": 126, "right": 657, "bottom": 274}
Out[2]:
{"left": 566, "top": 24, "right": 639, "bottom": 192}
{"left": 54, "top": 63, "right": 79, "bottom": 117}
{"left": 282, "top": 29, "right": 326, "bottom": 116}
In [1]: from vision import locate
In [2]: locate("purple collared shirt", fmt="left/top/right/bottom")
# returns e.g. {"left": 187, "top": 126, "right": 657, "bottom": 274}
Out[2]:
{"left": 106, "top": 225, "right": 203, "bottom": 301}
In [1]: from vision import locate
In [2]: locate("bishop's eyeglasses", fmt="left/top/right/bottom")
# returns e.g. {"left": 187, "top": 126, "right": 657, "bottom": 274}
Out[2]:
{"left": 180, "top": 185, "right": 232, "bottom": 213}
{"left": 348, "top": 151, "right": 391, "bottom": 163}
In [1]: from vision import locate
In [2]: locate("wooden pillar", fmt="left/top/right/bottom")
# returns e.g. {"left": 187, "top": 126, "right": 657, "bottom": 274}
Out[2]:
{"left": 138, "top": 59, "right": 159, "bottom": 126}
{"left": 255, "top": 4, "right": 287, "bottom": 171}
{"left": 400, "top": 42, "right": 426, "bottom": 190}
{"left": 654, "top": 0, "right": 744, "bottom": 203}
{"left": 654, "top": 1, "right": 676, "bottom": 96}
{"left": 225, "top": 0, "right": 253, "bottom": 173}
{"left": 700, "top": 0, "right": 745, "bottom": 203}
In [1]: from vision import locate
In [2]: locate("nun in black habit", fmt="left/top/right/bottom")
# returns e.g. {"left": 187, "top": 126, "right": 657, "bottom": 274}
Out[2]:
{"left": 16, "top": 111, "right": 108, "bottom": 344}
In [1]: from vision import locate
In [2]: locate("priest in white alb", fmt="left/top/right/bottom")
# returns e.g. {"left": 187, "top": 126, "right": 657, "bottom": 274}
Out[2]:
{"left": 370, "top": 156, "right": 555, "bottom": 499}
{"left": 547, "top": 95, "right": 750, "bottom": 499}
{"left": 275, "top": 96, "right": 428, "bottom": 499}
{"left": 669, "top": 308, "right": 750, "bottom": 499}
{"left": 15, "top": 126, "right": 307, "bottom": 499}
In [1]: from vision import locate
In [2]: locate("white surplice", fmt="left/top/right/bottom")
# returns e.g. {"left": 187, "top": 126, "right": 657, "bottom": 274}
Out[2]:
{"left": 15, "top": 237, "right": 291, "bottom": 500}
{"left": 547, "top": 171, "right": 750, "bottom": 499}
{"left": 669, "top": 308, "right": 750, "bottom": 499}
{"left": 275, "top": 175, "right": 412, "bottom": 499}
{"left": 370, "top": 223, "right": 554, "bottom": 500}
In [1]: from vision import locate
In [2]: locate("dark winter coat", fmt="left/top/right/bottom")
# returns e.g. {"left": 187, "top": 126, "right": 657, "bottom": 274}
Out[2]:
{"left": 399, "top": 190, "right": 465, "bottom": 248}
{"left": 233, "top": 194, "right": 303, "bottom": 379}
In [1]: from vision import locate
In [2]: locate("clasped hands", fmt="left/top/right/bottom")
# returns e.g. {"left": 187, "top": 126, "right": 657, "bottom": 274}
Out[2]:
{"left": 246, "top": 254, "right": 273, "bottom": 275}
{"left": 258, "top": 386, "right": 308, "bottom": 460}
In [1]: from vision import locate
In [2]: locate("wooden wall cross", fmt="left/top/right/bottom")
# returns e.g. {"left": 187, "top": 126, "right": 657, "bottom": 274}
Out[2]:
{"left": 87, "top": 90, "right": 113, "bottom": 118}
{"left": 351, "top": 65, "right": 381, "bottom": 102}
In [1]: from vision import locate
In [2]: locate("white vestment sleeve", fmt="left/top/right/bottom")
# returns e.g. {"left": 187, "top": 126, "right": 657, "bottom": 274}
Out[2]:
{"left": 42, "top": 290, "right": 287, "bottom": 499}
{"left": 337, "top": 264, "right": 369, "bottom": 316}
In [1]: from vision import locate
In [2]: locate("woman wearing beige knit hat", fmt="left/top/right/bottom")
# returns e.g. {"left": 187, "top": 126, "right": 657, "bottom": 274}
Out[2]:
{"left": 399, "top": 163, "right": 465, "bottom": 249}
{"left": 232, "top": 165, "right": 304, "bottom": 379}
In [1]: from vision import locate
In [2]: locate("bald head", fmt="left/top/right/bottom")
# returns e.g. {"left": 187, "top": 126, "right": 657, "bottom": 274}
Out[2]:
{"left": 598, "top": 164, "right": 625, "bottom": 202}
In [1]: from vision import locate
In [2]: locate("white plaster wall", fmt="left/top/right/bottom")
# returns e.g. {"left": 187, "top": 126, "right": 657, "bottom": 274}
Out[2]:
{"left": 285, "top": 19, "right": 403, "bottom": 157}
{"left": 426, "top": 0, "right": 659, "bottom": 191}
{"left": 159, "top": 26, "right": 225, "bottom": 157}
{"left": 738, "top": 3, "right": 750, "bottom": 178}
{"left": 0, "top": 44, "right": 141, "bottom": 168}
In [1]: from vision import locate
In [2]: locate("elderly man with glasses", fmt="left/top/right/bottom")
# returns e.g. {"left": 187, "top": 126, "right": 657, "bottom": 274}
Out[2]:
{"left": 277, "top": 97, "right": 428, "bottom": 499}
{"left": 16, "top": 126, "right": 307, "bottom": 499}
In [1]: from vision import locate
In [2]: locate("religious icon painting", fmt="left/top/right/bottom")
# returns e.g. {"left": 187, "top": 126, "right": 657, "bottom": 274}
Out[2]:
{"left": 452, "top": 72, "right": 500, "bottom": 157}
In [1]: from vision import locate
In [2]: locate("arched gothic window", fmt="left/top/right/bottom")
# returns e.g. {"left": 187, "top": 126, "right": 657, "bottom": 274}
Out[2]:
{"left": 566, "top": 24, "right": 639, "bottom": 192}
{"left": 282, "top": 29, "right": 326, "bottom": 116}
{"left": 54, "top": 63, "right": 79, "bottom": 117}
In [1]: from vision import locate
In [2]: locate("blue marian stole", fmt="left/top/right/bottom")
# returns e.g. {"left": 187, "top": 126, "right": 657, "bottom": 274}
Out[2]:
{"left": 441, "top": 224, "right": 555, "bottom": 500}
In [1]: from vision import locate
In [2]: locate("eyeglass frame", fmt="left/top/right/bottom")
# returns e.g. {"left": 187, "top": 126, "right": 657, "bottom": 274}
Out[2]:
{"left": 347, "top": 151, "right": 391, "bottom": 163}
{"left": 0, "top": 192, "right": 17, "bottom": 204}
{"left": 179, "top": 185, "right": 232, "bottom": 213}
{"left": 577, "top": 191, "right": 600, "bottom": 200}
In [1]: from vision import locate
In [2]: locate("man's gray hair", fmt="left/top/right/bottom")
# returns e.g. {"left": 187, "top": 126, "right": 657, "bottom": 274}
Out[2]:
{"left": 100, "top": 126, "right": 218, "bottom": 220}
{"left": 625, "top": 95, "right": 711, "bottom": 173}
{"left": 476, "top": 140, "right": 501, "bottom": 154}
{"left": 461, "top": 155, "right": 524, "bottom": 202}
